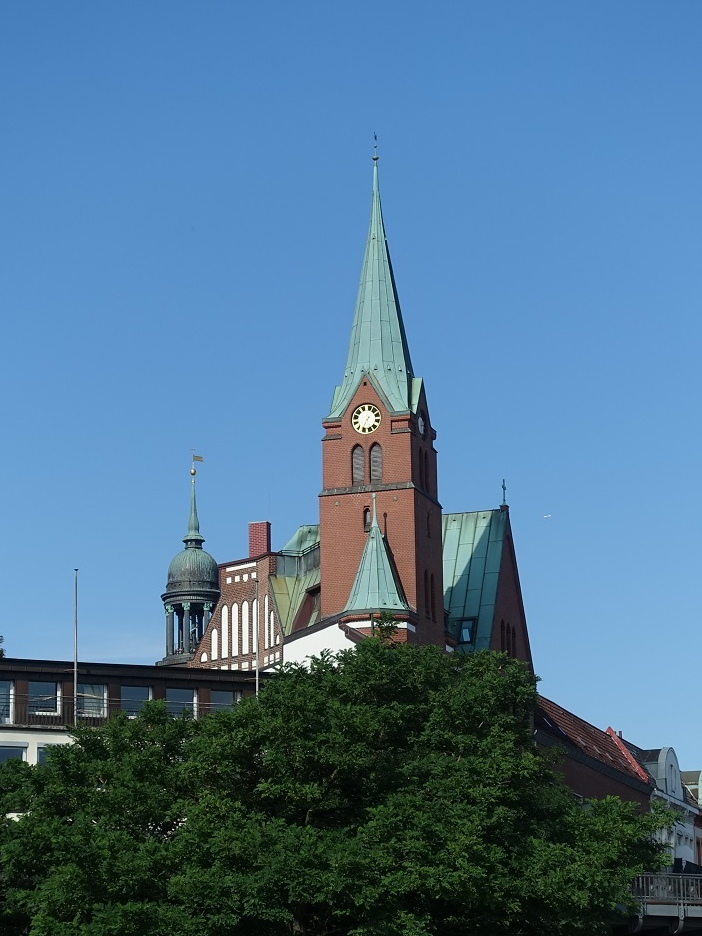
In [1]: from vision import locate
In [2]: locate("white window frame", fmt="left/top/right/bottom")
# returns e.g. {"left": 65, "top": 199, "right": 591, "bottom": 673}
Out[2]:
{"left": 28, "top": 681, "right": 61, "bottom": 716}
{"left": 76, "top": 683, "right": 108, "bottom": 719}
{"left": 0, "top": 680, "right": 14, "bottom": 725}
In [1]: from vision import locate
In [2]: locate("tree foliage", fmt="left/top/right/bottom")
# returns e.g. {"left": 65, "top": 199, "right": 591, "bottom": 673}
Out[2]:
{"left": 0, "top": 643, "right": 664, "bottom": 936}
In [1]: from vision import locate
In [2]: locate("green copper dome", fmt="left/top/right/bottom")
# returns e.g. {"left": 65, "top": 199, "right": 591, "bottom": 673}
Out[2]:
{"left": 166, "top": 546, "right": 219, "bottom": 592}
{"left": 161, "top": 478, "right": 220, "bottom": 603}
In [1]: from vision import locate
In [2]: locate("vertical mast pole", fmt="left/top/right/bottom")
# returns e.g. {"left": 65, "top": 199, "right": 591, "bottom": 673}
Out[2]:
{"left": 73, "top": 569, "right": 79, "bottom": 727}
{"left": 255, "top": 577, "right": 260, "bottom": 697}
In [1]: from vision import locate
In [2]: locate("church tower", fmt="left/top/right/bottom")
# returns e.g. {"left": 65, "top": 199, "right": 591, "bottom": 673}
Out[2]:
{"left": 319, "top": 157, "right": 444, "bottom": 645}
{"left": 161, "top": 468, "right": 221, "bottom": 664}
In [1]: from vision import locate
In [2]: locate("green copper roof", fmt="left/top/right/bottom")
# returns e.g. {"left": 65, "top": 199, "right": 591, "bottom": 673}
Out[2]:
{"left": 442, "top": 510, "right": 507, "bottom": 650}
{"left": 269, "top": 525, "right": 321, "bottom": 636}
{"left": 270, "top": 564, "right": 321, "bottom": 636}
{"left": 328, "top": 161, "right": 415, "bottom": 419}
{"left": 184, "top": 477, "right": 205, "bottom": 548}
{"left": 163, "top": 478, "right": 219, "bottom": 597}
{"left": 344, "top": 496, "right": 408, "bottom": 614}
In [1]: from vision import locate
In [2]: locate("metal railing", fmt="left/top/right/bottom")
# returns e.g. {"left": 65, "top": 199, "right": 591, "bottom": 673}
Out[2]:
{"left": 0, "top": 694, "right": 239, "bottom": 729}
{"left": 634, "top": 874, "right": 702, "bottom": 908}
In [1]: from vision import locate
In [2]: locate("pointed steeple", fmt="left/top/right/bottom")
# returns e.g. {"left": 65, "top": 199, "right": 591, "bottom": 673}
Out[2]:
{"left": 344, "top": 495, "right": 409, "bottom": 614}
{"left": 183, "top": 471, "right": 205, "bottom": 549}
{"left": 328, "top": 158, "right": 415, "bottom": 418}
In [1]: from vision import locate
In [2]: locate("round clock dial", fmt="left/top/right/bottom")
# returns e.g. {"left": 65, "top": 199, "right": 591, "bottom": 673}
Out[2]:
{"left": 352, "top": 403, "right": 381, "bottom": 434}
{"left": 417, "top": 414, "right": 426, "bottom": 436}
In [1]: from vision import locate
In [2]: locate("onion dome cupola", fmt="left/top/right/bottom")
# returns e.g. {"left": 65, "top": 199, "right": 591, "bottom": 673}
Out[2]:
{"left": 160, "top": 466, "right": 220, "bottom": 664}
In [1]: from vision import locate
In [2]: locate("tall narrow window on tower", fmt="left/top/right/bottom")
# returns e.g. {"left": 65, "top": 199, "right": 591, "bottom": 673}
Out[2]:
{"left": 352, "top": 445, "right": 365, "bottom": 485}
{"left": 370, "top": 443, "right": 383, "bottom": 482}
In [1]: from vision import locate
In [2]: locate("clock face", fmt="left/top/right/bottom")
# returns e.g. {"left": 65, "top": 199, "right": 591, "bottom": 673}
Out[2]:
{"left": 417, "top": 414, "right": 426, "bottom": 436}
{"left": 352, "top": 403, "right": 382, "bottom": 434}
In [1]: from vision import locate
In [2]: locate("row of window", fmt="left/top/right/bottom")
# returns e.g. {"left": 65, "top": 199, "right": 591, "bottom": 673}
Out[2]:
{"left": 215, "top": 600, "right": 280, "bottom": 661}
{"left": 0, "top": 743, "right": 60, "bottom": 766}
{"left": 351, "top": 443, "right": 434, "bottom": 495}
{"left": 0, "top": 680, "right": 239, "bottom": 723}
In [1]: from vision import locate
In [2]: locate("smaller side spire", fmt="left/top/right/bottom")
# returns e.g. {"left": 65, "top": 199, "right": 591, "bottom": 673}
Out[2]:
{"left": 344, "top": 495, "right": 408, "bottom": 614}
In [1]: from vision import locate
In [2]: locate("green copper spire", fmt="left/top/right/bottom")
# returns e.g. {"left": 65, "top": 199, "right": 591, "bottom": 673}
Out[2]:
{"left": 344, "top": 495, "right": 409, "bottom": 614}
{"left": 328, "top": 159, "right": 415, "bottom": 418}
{"left": 183, "top": 471, "right": 205, "bottom": 549}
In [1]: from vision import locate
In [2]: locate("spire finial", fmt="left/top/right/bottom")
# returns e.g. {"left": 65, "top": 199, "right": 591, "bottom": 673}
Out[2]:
{"left": 184, "top": 455, "right": 205, "bottom": 548}
{"left": 501, "top": 479, "right": 507, "bottom": 506}
{"left": 372, "top": 133, "right": 379, "bottom": 163}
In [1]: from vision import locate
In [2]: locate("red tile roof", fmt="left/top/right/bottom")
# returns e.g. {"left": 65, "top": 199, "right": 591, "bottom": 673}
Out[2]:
{"left": 537, "top": 696, "right": 651, "bottom": 785}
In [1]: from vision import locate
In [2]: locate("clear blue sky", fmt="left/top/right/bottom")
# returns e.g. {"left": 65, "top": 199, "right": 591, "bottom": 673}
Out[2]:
{"left": 1, "top": 3, "right": 700, "bottom": 767}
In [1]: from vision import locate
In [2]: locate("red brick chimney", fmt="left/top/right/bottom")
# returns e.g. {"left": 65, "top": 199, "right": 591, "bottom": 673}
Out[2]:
{"left": 248, "top": 521, "right": 271, "bottom": 557}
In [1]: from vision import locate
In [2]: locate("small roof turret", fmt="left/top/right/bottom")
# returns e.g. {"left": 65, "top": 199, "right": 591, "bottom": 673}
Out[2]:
{"left": 344, "top": 495, "right": 408, "bottom": 614}
{"left": 162, "top": 470, "right": 220, "bottom": 606}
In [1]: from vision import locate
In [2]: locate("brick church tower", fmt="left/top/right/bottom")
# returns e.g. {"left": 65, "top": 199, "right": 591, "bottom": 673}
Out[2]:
{"left": 319, "top": 156, "right": 444, "bottom": 645}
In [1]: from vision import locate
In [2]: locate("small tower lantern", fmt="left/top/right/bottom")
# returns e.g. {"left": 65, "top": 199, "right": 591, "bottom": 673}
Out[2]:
{"left": 160, "top": 461, "right": 220, "bottom": 664}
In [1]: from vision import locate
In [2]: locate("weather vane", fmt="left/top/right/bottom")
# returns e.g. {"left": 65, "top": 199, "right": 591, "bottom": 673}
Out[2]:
{"left": 373, "top": 133, "right": 379, "bottom": 162}
{"left": 191, "top": 451, "right": 204, "bottom": 478}
{"left": 501, "top": 479, "right": 507, "bottom": 506}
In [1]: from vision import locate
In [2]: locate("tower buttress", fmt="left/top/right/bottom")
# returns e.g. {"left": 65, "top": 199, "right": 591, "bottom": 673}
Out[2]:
{"left": 319, "top": 158, "right": 443, "bottom": 645}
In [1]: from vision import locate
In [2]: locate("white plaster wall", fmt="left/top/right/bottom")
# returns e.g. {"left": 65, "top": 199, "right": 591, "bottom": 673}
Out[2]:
{"left": 0, "top": 728, "right": 71, "bottom": 765}
{"left": 282, "top": 623, "right": 355, "bottom": 667}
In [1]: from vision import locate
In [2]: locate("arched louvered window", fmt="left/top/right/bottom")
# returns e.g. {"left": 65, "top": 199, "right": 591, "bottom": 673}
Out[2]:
{"left": 418, "top": 447, "right": 425, "bottom": 490}
{"left": 363, "top": 507, "right": 371, "bottom": 532}
{"left": 512, "top": 625, "right": 517, "bottom": 658}
{"left": 370, "top": 443, "right": 382, "bottom": 482}
{"left": 430, "top": 574, "right": 436, "bottom": 621}
{"left": 424, "top": 571, "right": 430, "bottom": 616}
{"left": 426, "top": 511, "right": 431, "bottom": 538}
{"left": 352, "top": 445, "right": 365, "bottom": 485}
{"left": 501, "top": 619, "right": 506, "bottom": 652}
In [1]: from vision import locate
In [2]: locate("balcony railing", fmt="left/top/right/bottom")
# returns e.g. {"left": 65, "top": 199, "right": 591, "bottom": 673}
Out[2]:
{"left": 634, "top": 873, "right": 702, "bottom": 908}
{"left": 0, "top": 694, "right": 239, "bottom": 729}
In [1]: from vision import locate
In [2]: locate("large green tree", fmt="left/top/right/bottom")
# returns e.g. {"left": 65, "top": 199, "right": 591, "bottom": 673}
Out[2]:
{"left": 0, "top": 643, "right": 664, "bottom": 936}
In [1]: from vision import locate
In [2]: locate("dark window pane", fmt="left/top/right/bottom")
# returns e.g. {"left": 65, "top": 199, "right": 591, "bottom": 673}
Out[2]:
{"left": 166, "top": 688, "right": 195, "bottom": 716}
{"left": 0, "top": 747, "right": 24, "bottom": 764}
{"left": 120, "top": 685, "right": 151, "bottom": 715}
{"left": 37, "top": 746, "right": 53, "bottom": 765}
{"left": 0, "top": 681, "right": 11, "bottom": 724}
{"left": 28, "top": 681, "right": 58, "bottom": 715}
{"left": 210, "top": 690, "right": 237, "bottom": 711}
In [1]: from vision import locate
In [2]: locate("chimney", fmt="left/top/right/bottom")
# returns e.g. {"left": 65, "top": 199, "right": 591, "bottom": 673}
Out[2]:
{"left": 249, "top": 521, "right": 271, "bottom": 557}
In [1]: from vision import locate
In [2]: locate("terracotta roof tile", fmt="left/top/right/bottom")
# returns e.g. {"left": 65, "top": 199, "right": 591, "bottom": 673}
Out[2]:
{"left": 537, "top": 696, "right": 652, "bottom": 785}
